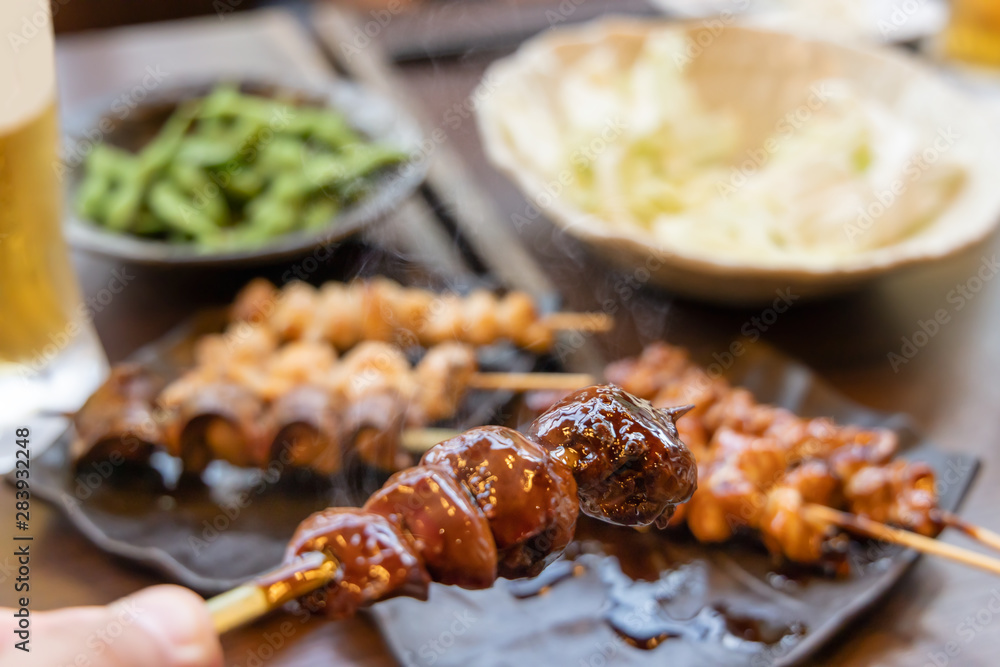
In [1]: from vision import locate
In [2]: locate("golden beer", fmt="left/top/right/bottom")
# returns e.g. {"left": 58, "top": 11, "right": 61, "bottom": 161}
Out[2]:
{"left": 946, "top": 0, "right": 1000, "bottom": 66}
{"left": 0, "top": 101, "right": 81, "bottom": 365}
{"left": 0, "top": 0, "right": 105, "bottom": 437}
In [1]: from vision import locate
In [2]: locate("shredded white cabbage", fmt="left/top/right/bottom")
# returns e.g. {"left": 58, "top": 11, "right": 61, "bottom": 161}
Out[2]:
{"left": 503, "top": 29, "right": 965, "bottom": 266}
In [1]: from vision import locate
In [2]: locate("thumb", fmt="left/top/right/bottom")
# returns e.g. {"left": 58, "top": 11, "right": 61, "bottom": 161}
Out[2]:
{"left": 6, "top": 585, "right": 223, "bottom": 667}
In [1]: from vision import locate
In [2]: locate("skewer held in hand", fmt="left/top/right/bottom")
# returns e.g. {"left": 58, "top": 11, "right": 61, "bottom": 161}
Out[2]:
{"left": 208, "top": 550, "right": 337, "bottom": 634}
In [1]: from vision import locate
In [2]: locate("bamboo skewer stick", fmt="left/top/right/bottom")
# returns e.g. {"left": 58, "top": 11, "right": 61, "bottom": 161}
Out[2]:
{"left": 401, "top": 428, "right": 460, "bottom": 454}
{"left": 935, "top": 510, "right": 1000, "bottom": 554}
{"left": 208, "top": 550, "right": 337, "bottom": 634}
{"left": 206, "top": 506, "right": 1000, "bottom": 635}
{"left": 542, "top": 312, "right": 614, "bottom": 333}
{"left": 468, "top": 372, "right": 595, "bottom": 391}
{"left": 803, "top": 504, "right": 1000, "bottom": 577}
{"left": 208, "top": 583, "right": 276, "bottom": 634}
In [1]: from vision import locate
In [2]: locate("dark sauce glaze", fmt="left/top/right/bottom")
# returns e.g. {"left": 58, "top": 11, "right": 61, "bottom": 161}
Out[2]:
{"left": 529, "top": 385, "right": 698, "bottom": 528}
{"left": 508, "top": 518, "right": 807, "bottom": 652}
{"left": 422, "top": 426, "right": 578, "bottom": 579}
{"left": 364, "top": 464, "right": 498, "bottom": 589}
{"left": 282, "top": 386, "right": 704, "bottom": 620}
{"left": 255, "top": 550, "right": 338, "bottom": 607}
{"left": 284, "top": 508, "right": 430, "bottom": 619}
{"left": 505, "top": 559, "right": 583, "bottom": 599}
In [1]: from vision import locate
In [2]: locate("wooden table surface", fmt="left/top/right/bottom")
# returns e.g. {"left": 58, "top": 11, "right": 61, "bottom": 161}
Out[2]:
{"left": 4, "top": 4, "right": 1000, "bottom": 666}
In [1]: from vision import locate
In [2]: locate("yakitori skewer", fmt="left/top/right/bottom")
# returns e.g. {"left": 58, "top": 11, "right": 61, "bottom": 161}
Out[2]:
{"left": 231, "top": 277, "right": 614, "bottom": 353}
{"left": 208, "top": 551, "right": 338, "bottom": 633}
{"left": 600, "top": 342, "right": 980, "bottom": 568}
{"left": 71, "top": 367, "right": 467, "bottom": 473}
{"left": 935, "top": 510, "right": 1000, "bottom": 554}
{"left": 540, "top": 311, "right": 614, "bottom": 333}
{"left": 803, "top": 504, "right": 1000, "bottom": 577}
{"left": 399, "top": 427, "right": 459, "bottom": 454}
{"left": 467, "top": 372, "right": 596, "bottom": 391}
{"left": 165, "top": 332, "right": 593, "bottom": 424}
{"left": 73, "top": 336, "right": 595, "bottom": 476}
{"left": 202, "top": 385, "right": 698, "bottom": 631}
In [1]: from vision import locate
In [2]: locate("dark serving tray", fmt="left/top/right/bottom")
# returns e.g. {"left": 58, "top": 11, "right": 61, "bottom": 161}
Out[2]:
{"left": 14, "top": 335, "right": 979, "bottom": 666}
{"left": 369, "top": 342, "right": 979, "bottom": 667}
{"left": 17, "top": 310, "right": 535, "bottom": 592}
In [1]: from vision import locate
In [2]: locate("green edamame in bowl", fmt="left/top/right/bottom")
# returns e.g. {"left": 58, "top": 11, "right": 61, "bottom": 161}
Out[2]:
{"left": 64, "top": 79, "right": 427, "bottom": 266}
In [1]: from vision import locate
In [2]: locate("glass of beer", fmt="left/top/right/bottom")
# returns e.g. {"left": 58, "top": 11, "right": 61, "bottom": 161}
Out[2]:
{"left": 945, "top": 0, "right": 1000, "bottom": 67}
{"left": 0, "top": 0, "right": 106, "bottom": 454}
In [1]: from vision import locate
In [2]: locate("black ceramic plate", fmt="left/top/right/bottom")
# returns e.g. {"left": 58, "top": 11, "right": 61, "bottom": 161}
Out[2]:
{"left": 370, "top": 343, "right": 978, "bottom": 667}
{"left": 20, "top": 311, "right": 534, "bottom": 592}
{"left": 17, "top": 338, "right": 979, "bottom": 665}
{"left": 63, "top": 79, "right": 428, "bottom": 267}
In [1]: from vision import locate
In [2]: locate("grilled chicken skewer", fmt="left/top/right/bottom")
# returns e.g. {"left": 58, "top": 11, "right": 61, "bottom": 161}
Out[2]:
{"left": 206, "top": 385, "right": 698, "bottom": 630}
{"left": 231, "top": 277, "right": 613, "bottom": 354}
{"left": 73, "top": 338, "right": 593, "bottom": 475}
{"left": 605, "top": 343, "right": 944, "bottom": 568}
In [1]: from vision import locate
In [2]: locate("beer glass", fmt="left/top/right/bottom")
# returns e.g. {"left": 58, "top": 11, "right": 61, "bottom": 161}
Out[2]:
{"left": 946, "top": 0, "right": 1000, "bottom": 67}
{"left": 0, "top": 0, "right": 107, "bottom": 463}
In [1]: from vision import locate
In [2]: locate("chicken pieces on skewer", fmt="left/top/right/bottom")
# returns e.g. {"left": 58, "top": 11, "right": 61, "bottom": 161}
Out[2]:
{"left": 75, "top": 335, "right": 482, "bottom": 476}
{"left": 283, "top": 385, "right": 697, "bottom": 618}
{"left": 163, "top": 334, "right": 476, "bottom": 424}
{"left": 73, "top": 273, "right": 613, "bottom": 478}
{"left": 607, "top": 343, "right": 942, "bottom": 567}
{"left": 167, "top": 339, "right": 477, "bottom": 472}
{"left": 231, "top": 277, "right": 557, "bottom": 353}
{"left": 70, "top": 364, "right": 165, "bottom": 467}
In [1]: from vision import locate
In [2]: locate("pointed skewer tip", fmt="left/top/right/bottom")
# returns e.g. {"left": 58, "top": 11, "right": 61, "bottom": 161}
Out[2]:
{"left": 663, "top": 404, "right": 695, "bottom": 421}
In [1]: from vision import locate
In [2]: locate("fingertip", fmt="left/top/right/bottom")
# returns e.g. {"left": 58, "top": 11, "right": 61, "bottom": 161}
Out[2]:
{"left": 125, "top": 585, "right": 223, "bottom": 667}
